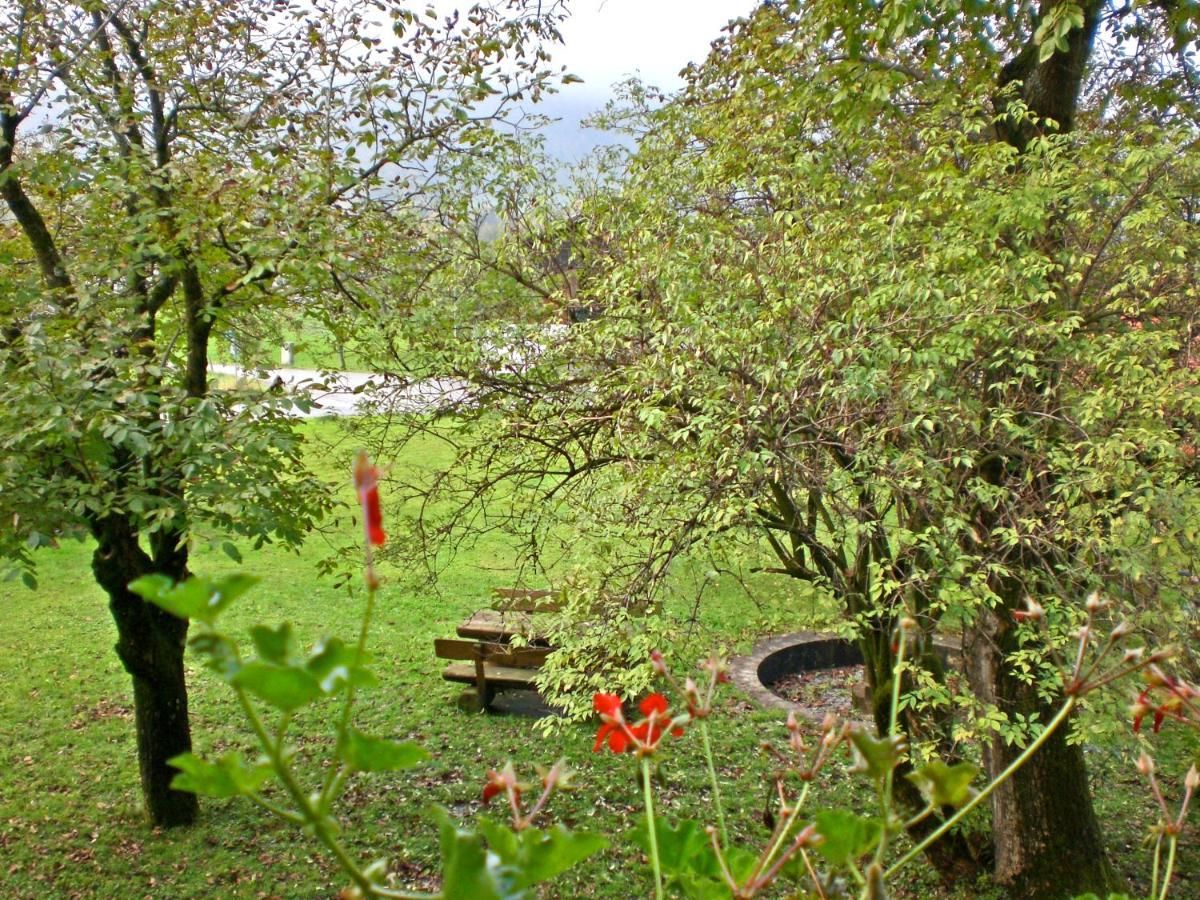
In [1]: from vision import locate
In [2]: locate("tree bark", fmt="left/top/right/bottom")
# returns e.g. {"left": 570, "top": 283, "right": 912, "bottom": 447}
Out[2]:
{"left": 965, "top": 604, "right": 1119, "bottom": 897}
{"left": 860, "top": 630, "right": 991, "bottom": 883}
{"left": 92, "top": 517, "right": 197, "bottom": 828}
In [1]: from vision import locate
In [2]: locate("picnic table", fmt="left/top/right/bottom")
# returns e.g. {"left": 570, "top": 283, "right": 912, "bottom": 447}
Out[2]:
{"left": 435, "top": 588, "right": 560, "bottom": 711}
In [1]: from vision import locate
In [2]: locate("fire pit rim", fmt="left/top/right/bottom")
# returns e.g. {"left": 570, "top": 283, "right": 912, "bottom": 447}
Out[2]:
{"left": 729, "top": 630, "right": 960, "bottom": 720}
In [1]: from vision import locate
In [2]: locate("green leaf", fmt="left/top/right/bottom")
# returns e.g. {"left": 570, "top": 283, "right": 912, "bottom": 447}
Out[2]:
{"left": 221, "top": 541, "right": 242, "bottom": 563}
{"left": 129, "top": 573, "right": 260, "bottom": 625}
{"left": 905, "top": 760, "right": 979, "bottom": 808}
{"left": 339, "top": 729, "right": 428, "bottom": 773}
{"left": 231, "top": 661, "right": 321, "bottom": 711}
{"left": 848, "top": 727, "right": 906, "bottom": 781}
{"left": 811, "top": 809, "right": 883, "bottom": 866}
{"left": 676, "top": 873, "right": 733, "bottom": 900}
{"left": 128, "top": 573, "right": 184, "bottom": 610}
{"left": 477, "top": 817, "right": 608, "bottom": 888}
{"left": 306, "top": 636, "right": 378, "bottom": 694}
{"left": 250, "top": 623, "right": 296, "bottom": 664}
{"left": 188, "top": 631, "right": 242, "bottom": 680}
{"left": 209, "top": 573, "right": 261, "bottom": 614}
{"left": 168, "top": 751, "right": 272, "bottom": 798}
{"left": 630, "top": 818, "right": 717, "bottom": 878}
{"left": 431, "top": 806, "right": 515, "bottom": 900}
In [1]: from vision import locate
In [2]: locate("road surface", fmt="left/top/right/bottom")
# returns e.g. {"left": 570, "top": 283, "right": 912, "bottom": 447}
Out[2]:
{"left": 209, "top": 364, "right": 469, "bottom": 417}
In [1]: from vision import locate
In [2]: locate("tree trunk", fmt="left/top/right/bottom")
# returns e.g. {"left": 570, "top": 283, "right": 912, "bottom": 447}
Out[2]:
{"left": 965, "top": 605, "right": 1120, "bottom": 897}
{"left": 92, "top": 517, "right": 198, "bottom": 827}
{"left": 860, "top": 630, "right": 990, "bottom": 883}
{"left": 962, "top": 5, "right": 1120, "bottom": 893}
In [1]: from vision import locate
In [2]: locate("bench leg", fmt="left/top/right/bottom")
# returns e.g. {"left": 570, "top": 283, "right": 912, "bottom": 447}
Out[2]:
{"left": 456, "top": 690, "right": 484, "bottom": 713}
{"left": 473, "top": 655, "right": 495, "bottom": 712}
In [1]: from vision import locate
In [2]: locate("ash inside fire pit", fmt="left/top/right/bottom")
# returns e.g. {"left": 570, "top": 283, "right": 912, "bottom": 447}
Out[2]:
{"left": 767, "top": 663, "right": 864, "bottom": 717}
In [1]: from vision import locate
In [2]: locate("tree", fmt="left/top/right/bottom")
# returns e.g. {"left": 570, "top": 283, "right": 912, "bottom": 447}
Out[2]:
{"left": 0, "top": 0, "right": 566, "bottom": 826}
{"left": 362, "top": 0, "right": 1200, "bottom": 893}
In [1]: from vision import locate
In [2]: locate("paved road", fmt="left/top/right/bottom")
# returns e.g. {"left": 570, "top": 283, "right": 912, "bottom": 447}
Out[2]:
{"left": 209, "top": 364, "right": 469, "bottom": 417}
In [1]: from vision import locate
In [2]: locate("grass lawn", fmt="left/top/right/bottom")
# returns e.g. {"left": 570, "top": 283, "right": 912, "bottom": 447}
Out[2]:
{"left": 210, "top": 320, "right": 381, "bottom": 373}
{"left": 0, "top": 420, "right": 1195, "bottom": 898}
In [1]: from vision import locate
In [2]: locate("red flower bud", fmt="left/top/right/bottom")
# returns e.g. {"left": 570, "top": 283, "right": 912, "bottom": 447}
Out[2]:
{"left": 650, "top": 649, "right": 667, "bottom": 675}
{"left": 353, "top": 452, "right": 386, "bottom": 546}
{"left": 593, "top": 692, "right": 623, "bottom": 719}
{"left": 483, "top": 768, "right": 514, "bottom": 804}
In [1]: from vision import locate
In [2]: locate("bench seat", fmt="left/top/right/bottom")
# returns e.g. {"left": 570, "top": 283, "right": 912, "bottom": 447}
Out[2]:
{"left": 456, "top": 609, "right": 535, "bottom": 642}
{"left": 441, "top": 662, "right": 540, "bottom": 690}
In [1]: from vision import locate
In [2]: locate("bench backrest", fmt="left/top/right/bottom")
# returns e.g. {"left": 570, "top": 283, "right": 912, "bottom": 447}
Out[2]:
{"left": 491, "top": 587, "right": 564, "bottom": 614}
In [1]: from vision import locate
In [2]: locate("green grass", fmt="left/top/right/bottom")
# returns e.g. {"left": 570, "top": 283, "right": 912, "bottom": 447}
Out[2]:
{"left": 210, "top": 320, "right": 384, "bottom": 373}
{"left": 0, "top": 421, "right": 1195, "bottom": 898}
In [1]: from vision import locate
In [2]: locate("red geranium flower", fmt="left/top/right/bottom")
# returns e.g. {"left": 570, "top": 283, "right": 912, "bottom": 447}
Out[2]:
{"left": 1132, "top": 671, "right": 1196, "bottom": 734}
{"left": 640, "top": 693, "right": 668, "bottom": 716}
{"left": 593, "top": 693, "right": 629, "bottom": 752}
{"left": 592, "top": 692, "right": 686, "bottom": 756}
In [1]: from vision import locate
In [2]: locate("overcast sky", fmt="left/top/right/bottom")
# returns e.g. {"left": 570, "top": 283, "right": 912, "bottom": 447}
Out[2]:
{"left": 537, "top": 0, "right": 757, "bottom": 158}
{"left": 426, "top": 1, "right": 758, "bottom": 159}
{"left": 551, "top": 1, "right": 754, "bottom": 94}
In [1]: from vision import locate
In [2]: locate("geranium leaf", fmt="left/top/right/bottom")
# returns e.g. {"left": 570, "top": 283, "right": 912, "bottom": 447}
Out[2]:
{"left": 811, "top": 809, "right": 883, "bottom": 866}
{"left": 479, "top": 817, "right": 608, "bottom": 887}
{"left": 250, "top": 623, "right": 296, "bottom": 664}
{"left": 232, "top": 661, "right": 321, "bottom": 711}
{"left": 848, "top": 727, "right": 906, "bottom": 781}
{"left": 338, "top": 729, "right": 428, "bottom": 773}
{"left": 168, "top": 751, "right": 272, "bottom": 798}
{"left": 905, "top": 760, "right": 980, "bottom": 808}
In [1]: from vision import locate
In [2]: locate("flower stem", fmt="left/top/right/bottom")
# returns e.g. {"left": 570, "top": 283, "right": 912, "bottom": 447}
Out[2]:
{"left": 235, "top": 687, "right": 381, "bottom": 897}
{"left": 1151, "top": 832, "right": 1164, "bottom": 899}
{"left": 886, "top": 696, "right": 1077, "bottom": 878}
{"left": 642, "top": 755, "right": 664, "bottom": 900}
{"left": 762, "top": 781, "right": 811, "bottom": 872}
{"left": 320, "top": 581, "right": 376, "bottom": 810}
{"left": 700, "top": 720, "right": 729, "bottom": 847}
{"left": 888, "top": 629, "right": 906, "bottom": 739}
{"left": 1158, "top": 835, "right": 1178, "bottom": 900}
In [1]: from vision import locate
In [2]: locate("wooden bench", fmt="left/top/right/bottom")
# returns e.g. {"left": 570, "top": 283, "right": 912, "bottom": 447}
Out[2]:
{"left": 435, "top": 639, "right": 555, "bottom": 711}
{"left": 435, "top": 588, "right": 561, "bottom": 711}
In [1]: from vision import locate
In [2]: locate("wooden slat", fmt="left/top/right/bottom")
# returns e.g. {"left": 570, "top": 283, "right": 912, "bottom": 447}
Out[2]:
{"left": 442, "top": 663, "right": 540, "bottom": 689}
{"left": 434, "top": 638, "right": 552, "bottom": 668}
{"left": 434, "top": 637, "right": 480, "bottom": 661}
{"left": 491, "top": 644, "right": 554, "bottom": 667}
{"left": 492, "top": 587, "right": 555, "bottom": 600}
{"left": 457, "top": 609, "right": 534, "bottom": 641}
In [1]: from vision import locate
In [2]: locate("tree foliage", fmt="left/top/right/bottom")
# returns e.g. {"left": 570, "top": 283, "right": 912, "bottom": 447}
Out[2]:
{"left": 361, "top": 1, "right": 1200, "bottom": 891}
{"left": 0, "top": 0, "right": 568, "bottom": 825}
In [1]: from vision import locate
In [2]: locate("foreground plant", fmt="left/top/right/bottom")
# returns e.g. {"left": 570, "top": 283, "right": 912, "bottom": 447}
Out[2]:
{"left": 1127, "top": 665, "right": 1200, "bottom": 900}
{"left": 131, "top": 453, "right": 605, "bottom": 897}
{"left": 601, "top": 603, "right": 1179, "bottom": 899}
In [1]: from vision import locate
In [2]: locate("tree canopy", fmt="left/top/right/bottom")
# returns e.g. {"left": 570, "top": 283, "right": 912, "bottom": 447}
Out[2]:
{"left": 361, "top": 1, "right": 1200, "bottom": 892}
{"left": 0, "top": 0, "right": 568, "bottom": 825}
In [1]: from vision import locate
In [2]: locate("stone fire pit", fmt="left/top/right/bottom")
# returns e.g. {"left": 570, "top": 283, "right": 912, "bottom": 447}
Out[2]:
{"left": 730, "top": 631, "right": 959, "bottom": 722}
